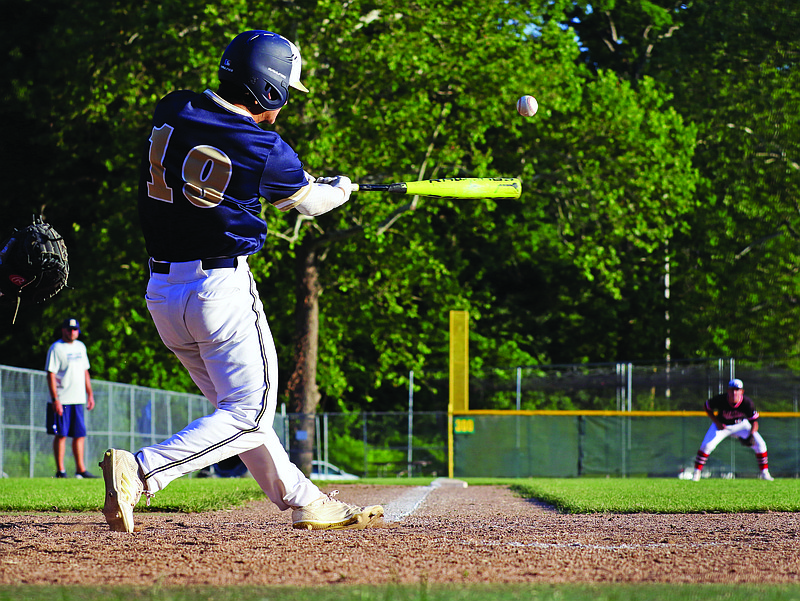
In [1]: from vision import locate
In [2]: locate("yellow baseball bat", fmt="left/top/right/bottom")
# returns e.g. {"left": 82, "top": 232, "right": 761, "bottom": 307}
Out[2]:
{"left": 351, "top": 177, "right": 522, "bottom": 199}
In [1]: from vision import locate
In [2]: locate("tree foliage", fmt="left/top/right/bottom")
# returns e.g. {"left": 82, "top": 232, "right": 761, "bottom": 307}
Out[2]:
{"left": 567, "top": 0, "right": 800, "bottom": 360}
{"left": 4, "top": 0, "right": 788, "bottom": 418}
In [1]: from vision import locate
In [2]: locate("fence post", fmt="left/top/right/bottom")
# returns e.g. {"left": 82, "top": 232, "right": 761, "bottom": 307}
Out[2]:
{"left": 619, "top": 363, "right": 626, "bottom": 477}
{"left": 795, "top": 390, "right": 799, "bottom": 479}
{"left": 363, "top": 412, "right": 368, "bottom": 478}
{"left": 627, "top": 362, "right": 633, "bottom": 461}
{"left": 29, "top": 372, "right": 35, "bottom": 477}
{"left": 150, "top": 390, "right": 156, "bottom": 446}
{"left": 166, "top": 393, "right": 173, "bottom": 436}
{"left": 107, "top": 381, "right": 112, "bottom": 449}
{"left": 163, "top": 393, "right": 170, "bottom": 444}
{"left": 515, "top": 367, "right": 521, "bottom": 452}
{"left": 314, "top": 414, "right": 322, "bottom": 475}
{"left": 0, "top": 369, "right": 4, "bottom": 476}
{"left": 323, "top": 413, "right": 329, "bottom": 475}
{"left": 129, "top": 387, "right": 135, "bottom": 451}
{"left": 281, "top": 403, "right": 289, "bottom": 452}
{"left": 407, "top": 371, "right": 413, "bottom": 477}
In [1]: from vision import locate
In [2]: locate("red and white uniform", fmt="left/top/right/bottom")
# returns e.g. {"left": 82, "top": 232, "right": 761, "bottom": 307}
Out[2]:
{"left": 693, "top": 386, "right": 769, "bottom": 476}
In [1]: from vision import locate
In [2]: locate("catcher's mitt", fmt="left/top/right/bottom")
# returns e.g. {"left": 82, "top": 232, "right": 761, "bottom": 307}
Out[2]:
{"left": 0, "top": 216, "right": 69, "bottom": 323}
{"left": 740, "top": 433, "right": 756, "bottom": 447}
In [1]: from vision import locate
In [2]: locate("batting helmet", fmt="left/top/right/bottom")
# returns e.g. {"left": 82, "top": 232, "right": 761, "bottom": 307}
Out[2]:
{"left": 218, "top": 30, "right": 308, "bottom": 111}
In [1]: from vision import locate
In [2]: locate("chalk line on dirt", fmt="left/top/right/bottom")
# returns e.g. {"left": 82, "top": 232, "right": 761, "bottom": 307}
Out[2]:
{"left": 383, "top": 477, "right": 467, "bottom": 522}
{"left": 467, "top": 540, "right": 724, "bottom": 550}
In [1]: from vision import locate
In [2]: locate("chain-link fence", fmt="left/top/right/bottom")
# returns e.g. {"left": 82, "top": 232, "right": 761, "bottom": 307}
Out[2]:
{"left": 4, "top": 357, "right": 799, "bottom": 479}
{"left": 470, "top": 357, "right": 800, "bottom": 412}
{"left": 453, "top": 412, "right": 800, "bottom": 479}
{"left": 0, "top": 364, "right": 208, "bottom": 478}
{"left": 0, "top": 365, "right": 447, "bottom": 478}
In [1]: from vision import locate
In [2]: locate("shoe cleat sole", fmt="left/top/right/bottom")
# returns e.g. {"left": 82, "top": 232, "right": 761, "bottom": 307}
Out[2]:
{"left": 99, "top": 449, "right": 136, "bottom": 533}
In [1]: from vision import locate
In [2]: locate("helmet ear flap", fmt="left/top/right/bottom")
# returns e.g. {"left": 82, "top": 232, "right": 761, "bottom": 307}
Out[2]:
{"left": 244, "top": 76, "right": 285, "bottom": 111}
{"left": 263, "top": 82, "right": 285, "bottom": 107}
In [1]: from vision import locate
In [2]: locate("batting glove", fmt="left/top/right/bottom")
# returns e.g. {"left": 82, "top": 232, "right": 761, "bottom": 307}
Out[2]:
{"left": 316, "top": 175, "right": 352, "bottom": 203}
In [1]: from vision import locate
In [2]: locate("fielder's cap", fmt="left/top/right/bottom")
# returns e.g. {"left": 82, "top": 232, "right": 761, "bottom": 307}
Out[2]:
{"left": 728, "top": 378, "right": 743, "bottom": 389}
{"left": 61, "top": 318, "right": 80, "bottom": 331}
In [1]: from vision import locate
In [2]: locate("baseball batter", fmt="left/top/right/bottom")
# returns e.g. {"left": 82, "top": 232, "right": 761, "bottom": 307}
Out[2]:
{"left": 99, "top": 30, "right": 383, "bottom": 532}
{"left": 691, "top": 378, "right": 773, "bottom": 481}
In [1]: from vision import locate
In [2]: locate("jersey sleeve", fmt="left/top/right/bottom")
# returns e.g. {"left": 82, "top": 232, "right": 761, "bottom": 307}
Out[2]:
{"left": 704, "top": 395, "right": 721, "bottom": 414}
{"left": 258, "top": 138, "right": 312, "bottom": 212}
{"left": 744, "top": 397, "right": 759, "bottom": 421}
{"left": 45, "top": 343, "right": 60, "bottom": 374}
{"left": 80, "top": 342, "right": 90, "bottom": 371}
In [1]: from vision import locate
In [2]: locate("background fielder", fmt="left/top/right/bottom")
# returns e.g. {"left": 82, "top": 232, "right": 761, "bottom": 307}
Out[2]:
{"left": 691, "top": 378, "right": 773, "bottom": 481}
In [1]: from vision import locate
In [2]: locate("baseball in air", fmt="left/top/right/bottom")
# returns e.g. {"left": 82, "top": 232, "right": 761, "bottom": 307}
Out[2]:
{"left": 517, "top": 95, "right": 538, "bottom": 117}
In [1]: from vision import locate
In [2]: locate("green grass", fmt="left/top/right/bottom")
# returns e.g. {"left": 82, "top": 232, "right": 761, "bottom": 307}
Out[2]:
{"left": 1, "top": 476, "right": 799, "bottom": 514}
{"left": 0, "top": 476, "right": 266, "bottom": 513}
{"left": 510, "top": 477, "right": 800, "bottom": 513}
{"left": 5, "top": 583, "right": 800, "bottom": 601}
{"left": 0, "top": 476, "right": 431, "bottom": 513}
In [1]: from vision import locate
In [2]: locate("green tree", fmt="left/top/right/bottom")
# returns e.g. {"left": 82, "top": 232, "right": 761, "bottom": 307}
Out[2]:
{"left": 656, "top": 1, "right": 800, "bottom": 360}
{"left": 565, "top": 0, "right": 800, "bottom": 361}
{"left": 0, "top": 0, "right": 703, "bottom": 453}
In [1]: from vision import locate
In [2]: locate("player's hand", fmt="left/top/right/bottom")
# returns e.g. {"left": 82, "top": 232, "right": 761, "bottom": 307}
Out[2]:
{"left": 87, "top": 395, "right": 95, "bottom": 411}
{"left": 303, "top": 170, "right": 316, "bottom": 183}
{"left": 714, "top": 421, "right": 726, "bottom": 430}
{"left": 317, "top": 176, "right": 352, "bottom": 203}
{"left": 53, "top": 400, "right": 63, "bottom": 416}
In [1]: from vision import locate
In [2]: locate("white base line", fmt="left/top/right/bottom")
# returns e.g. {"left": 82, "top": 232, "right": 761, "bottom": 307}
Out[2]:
{"left": 383, "top": 478, "right": 468, "bottom": 522}
{"left": 383, "top": 485, "right": 436, "bottom": 522}
{"left": 471, "top": 540, "right": 724, "bottom": 550}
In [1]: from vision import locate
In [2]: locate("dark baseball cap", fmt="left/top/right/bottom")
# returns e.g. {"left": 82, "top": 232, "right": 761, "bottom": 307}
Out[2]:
{"left": 728, "top": 378, "right": 743, "bottom": 389}
{"left": 61, "top": 318, "right": 80, "bottom": 331}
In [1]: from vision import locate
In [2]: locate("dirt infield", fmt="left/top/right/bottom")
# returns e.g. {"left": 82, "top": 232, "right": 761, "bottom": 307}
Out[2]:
{"left": 1, "top": 484, "right": 799, "bottom": 586}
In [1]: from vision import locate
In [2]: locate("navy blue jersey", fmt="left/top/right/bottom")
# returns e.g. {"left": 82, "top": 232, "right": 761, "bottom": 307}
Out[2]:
{"left": 138, "top": 90, "right": 311, "bottom": 261}
{"left": 705, "top": 393, "right": 759, "bottom": 425}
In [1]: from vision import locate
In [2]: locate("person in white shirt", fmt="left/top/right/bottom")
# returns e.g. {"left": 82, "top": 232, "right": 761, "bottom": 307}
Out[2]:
{"left": 45, "top": 317, "right": 95, "bottom": 478}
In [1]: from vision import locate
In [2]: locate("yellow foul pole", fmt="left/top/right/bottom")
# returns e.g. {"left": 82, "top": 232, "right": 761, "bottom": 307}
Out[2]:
{"left": 448, "top": 310, "right": 469, "bottom": 477}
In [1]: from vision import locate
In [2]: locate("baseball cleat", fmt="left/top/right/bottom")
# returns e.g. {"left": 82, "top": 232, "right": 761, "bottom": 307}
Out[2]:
{"left": 99, "top": 448, "right": 143, "bottom": 533}
{"left": 759, "top": 469, "right": 774, "bottom": 481}
{"left": 691, "top": 468, "right": 701, "bottom": 482}
{"left": 292, "top": 490, "right": 384, "bottom": 530}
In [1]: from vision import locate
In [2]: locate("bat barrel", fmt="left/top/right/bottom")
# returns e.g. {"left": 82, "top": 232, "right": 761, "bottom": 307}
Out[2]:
{"left": 404, "top": 178, "right": 521, "bottom": 199}
{"left": 351, "top": 177, "right": 522, "bottom": 199}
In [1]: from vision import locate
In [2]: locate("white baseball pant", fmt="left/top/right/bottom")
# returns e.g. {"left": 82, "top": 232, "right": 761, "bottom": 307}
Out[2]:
{"left": 138, "top": 256, "right": 321, "bottom": 510}
{"left": 698, "top": 419, "right": 767, "bottom": 455}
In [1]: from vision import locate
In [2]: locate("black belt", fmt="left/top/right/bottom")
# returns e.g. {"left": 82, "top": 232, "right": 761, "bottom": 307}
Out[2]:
{"left": 150, "top": 257, "right": 238, "bottom": 274}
